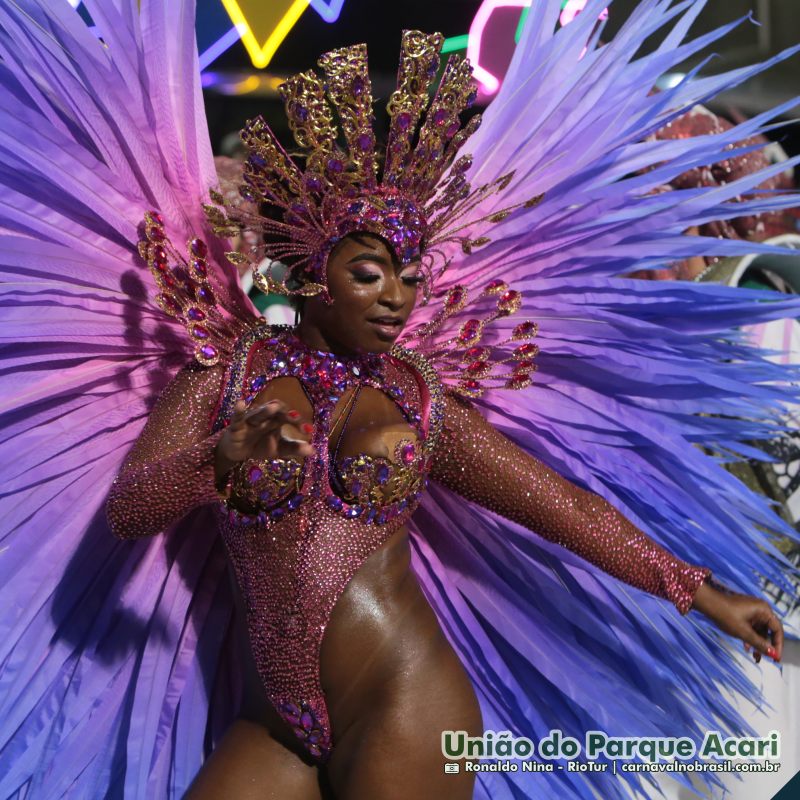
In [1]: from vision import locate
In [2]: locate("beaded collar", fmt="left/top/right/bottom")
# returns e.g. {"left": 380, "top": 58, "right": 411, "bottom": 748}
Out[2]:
{"left": 215, "top": 323, "right": 437, "bottom": 527}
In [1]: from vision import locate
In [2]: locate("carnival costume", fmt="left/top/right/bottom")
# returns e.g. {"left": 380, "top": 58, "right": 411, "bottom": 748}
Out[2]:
{"left": 2, "top": 2, "right": 800, "bottom": 799}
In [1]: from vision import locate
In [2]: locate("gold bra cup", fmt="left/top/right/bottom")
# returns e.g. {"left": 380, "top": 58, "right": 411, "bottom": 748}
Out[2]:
{"left": 230, "top": 457, "right": 304, "bottom": 509}
{"left": 229, "top": 427, "right": 423, "bottom": 512}
{"left": 334, "top": 429, "right": 423, "bottom": 508}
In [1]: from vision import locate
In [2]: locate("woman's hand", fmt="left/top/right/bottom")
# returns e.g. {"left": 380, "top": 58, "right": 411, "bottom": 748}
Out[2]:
{"left": 691, "top": 581, "right": 783, "bottom": 664}
{"left": 214, "top": 398, "right": 314, "bottom": 483}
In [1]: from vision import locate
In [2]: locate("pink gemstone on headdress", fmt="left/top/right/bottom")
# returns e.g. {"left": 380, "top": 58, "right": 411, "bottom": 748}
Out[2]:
{"left": 500, "top": 289, "right": 520, "bottom": 303}
{"left": 445, "top": 287, "right": 465, "bottom": 308}
{"left": 191, "top": 258, "right": 207, "bottom": 278}
{"left": 187, "top": 307, "right": 206, "bottom": 322}
{"left": 513, "top": 321, "right": 537, "bottom": 337}
{"left": 149, "top": 227, "right": 165, "bottom": 241}
{"left": 163, "top": 295, "right": 182, "bottom": 315}
{"left": 515, "top": 359, "right": 535, "bottom": 371}
{"left": 200, "top": 344, "right": 218, "bottom": 360}
{"left": 149, "top": 211, "right": 164, "bottom": 225}
{"left": 486, "top": 279, "right": 506, "bottom": 291}
{"left": 196, "top": 285, "right": 215, "bottom": 305}
{"left": 153, "top": 246, "right": 168, "bottom": 270}
{"left": 190, "top": 238, "right": 208, "bottom": 258}
{"left": 508, "top": 374, "right": 531, "bottom": 389}
{"left": 464, "top": 379, "right": 481, "bottom": 391}
{"left": 514, "top": 343, "right": 537, "bottom": 357}
{"left": 163, "top": 272, "right": 177, "bottom": 288}
{"left": 467, "top": 359, "right": 488, "bottom": 374}
{"left": 465, "top": 346, "right": 486, "bottom": 360}
{"left": 446, "top": 121, "right": 460, "bottom": 137}
{"left": 192, "top": 325, "right": 210, "bottom": 340}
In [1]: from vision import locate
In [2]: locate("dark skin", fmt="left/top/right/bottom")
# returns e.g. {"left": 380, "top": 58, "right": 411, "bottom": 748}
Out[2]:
{"left": 187, "top": 232, "right": 784, "bottom": 800}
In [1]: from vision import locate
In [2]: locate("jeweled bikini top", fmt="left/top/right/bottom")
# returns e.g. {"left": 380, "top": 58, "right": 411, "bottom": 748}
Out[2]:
{"left": 214, "top": 323, "right": 444, "bottom": 526}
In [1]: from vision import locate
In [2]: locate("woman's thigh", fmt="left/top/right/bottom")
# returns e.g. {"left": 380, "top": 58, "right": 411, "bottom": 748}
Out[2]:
{"left": 184, "top": 719, "right": 328, "bottom": 800}
{"left": 325, "top": 641, "right": 483, "bottom": 800}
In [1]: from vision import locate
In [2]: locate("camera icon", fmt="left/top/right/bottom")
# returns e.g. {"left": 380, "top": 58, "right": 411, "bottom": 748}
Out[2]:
{"left": 444, "top": 763, "right": 460, "bottom": 774}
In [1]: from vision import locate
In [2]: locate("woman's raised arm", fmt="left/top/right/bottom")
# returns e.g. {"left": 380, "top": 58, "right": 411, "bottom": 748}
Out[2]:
{"left": 105, "top": 361, "right": 227, "bottom": 539}
{"left": 429, "top": 391, "right": 711, "bottom": 615}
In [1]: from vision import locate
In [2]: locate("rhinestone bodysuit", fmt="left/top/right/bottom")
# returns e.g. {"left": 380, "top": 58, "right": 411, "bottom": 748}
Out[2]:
{"left": 106, "top": 324, "right": 711, "bottom": 763}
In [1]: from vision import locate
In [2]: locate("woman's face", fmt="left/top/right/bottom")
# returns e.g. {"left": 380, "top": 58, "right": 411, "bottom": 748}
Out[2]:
{"left": 301, "top": 232, "right": 423, "bottom": 355}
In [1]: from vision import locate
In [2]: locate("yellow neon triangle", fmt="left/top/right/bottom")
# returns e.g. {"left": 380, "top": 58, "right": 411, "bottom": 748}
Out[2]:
{"left": 221, "top": 0, "right": 310, "bottom": 69}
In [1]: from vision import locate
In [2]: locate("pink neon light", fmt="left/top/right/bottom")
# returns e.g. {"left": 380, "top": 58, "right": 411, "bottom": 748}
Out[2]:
{"left": 467, "top": 0, "right": 532, "bottom": 95}
{"left": 468, "top": 0, "right": 606, "bottom": 96}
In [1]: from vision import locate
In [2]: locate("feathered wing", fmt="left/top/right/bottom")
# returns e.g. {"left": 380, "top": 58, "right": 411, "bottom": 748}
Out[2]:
{"left": 0, "top": 1, "right": 255, "bottom": 797}
{"left": 400, "top": 2, "right": 800, "bottom": 798}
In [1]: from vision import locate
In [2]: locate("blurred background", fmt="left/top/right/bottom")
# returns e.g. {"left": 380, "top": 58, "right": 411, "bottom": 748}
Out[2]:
{"left": 189, "top": 0, "right": 800, "bottom": 156}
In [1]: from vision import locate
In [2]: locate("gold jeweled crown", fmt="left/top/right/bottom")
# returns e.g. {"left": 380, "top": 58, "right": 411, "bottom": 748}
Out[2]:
{"left": 203, "top": 30, "right": 542, "bottom": 305}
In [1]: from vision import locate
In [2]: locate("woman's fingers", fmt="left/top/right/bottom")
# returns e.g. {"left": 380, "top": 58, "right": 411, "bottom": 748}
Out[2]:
{"left": 741, "top": 602, "right": 783, "bottom": 663}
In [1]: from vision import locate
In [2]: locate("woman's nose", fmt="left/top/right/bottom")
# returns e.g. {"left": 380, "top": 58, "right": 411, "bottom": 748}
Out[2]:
{"left": 379, "top": 275, "right": 405, "bottom": 308}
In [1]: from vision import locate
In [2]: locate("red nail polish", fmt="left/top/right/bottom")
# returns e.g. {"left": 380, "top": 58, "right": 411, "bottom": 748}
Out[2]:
{"left": 287, "top": 409, "right": 300, "bottom": 420}
{"left": 301, "top": 423, "right": 314, "bottom": 434}
{"left": 767, "top": 647, "right": 778, "bottom": 660}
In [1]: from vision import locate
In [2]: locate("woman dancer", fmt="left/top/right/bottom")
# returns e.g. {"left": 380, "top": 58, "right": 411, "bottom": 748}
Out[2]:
{"left": 1, "top": 3, "right": 798, "bottom": 799}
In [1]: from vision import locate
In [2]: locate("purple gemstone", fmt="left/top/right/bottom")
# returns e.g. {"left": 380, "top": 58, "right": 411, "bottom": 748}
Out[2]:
{"left": 200, "top": 344, "right": 218, "bottom": 360}
{"left": 350, "top": 480, "right": 362, "bottom": 496}
{"left": 466, "top": 89, "right": 478, "bottom": 108}
{"left": 366, "top": 507, "right": 378, "bottom": 522}
{"left": 326, "top": 495, "right": 343, "bottom": 511}
{"left": 376, "top": 510, "right": 388, "bottom": 525}
{"left": 446, "top": 121, "right": 460, "bottom": 137}
{"left": 308, "top": 730, "right": 321, "bottom": 743}
{"left": 191, "top": 258, "right": 207, "bottom": 277}
{"left": 196, "top": 285, "right": 215, "bottom": 304}
{"left": 300, "top": 712, "right": 313, "bottom": 730}
{"left": 251, "top": 375, "right": 266, "bottom": 390}
{"left": 400, "top": 443, "right": 416, "bottom": 464}
{"left": 356, "top": 132, "right": 372, "bottom": 151}
{"left": 187, "top": 307, "right": 206, "bottom": 322}
{"left": 293, "top": 726, "right": 306, "bottom": 739}
{"left": 248, "top": 466, "right": 263, "bottom": 483}
{"left": 250, "top": 153, "right": 267, "bottom": 168}
{"left": 326, "top": 158, "right": 344, "bottom": 174}
{"left": 396, "top": 112, "right": 411, "bottom": 131}
{"left": 433, "top": 108, "right": 448, "bottom": 126}
{"left": 149, "top": 211, "right": 164, "bottom": 225}
{"left": 344, "top": 505, "right": 362, "bottom": 519}
{"left": 376, "top": 464, "right": 390, "bottom": 484}
{"left": 352, "top": 76, "right": 366, "bottom": 96}
{"left": 190, "top": 238, "right": 207, "bottom": 258}
{"left": 152, "top": 245, "right": 167, "bottom": 268}
{"left": 295, "top": 105, "right": 309, "bottom": 122}
{"left": 305, "top": 175, "right": 323, "bottom": 192}
{"left": 192, "top": 325, "right": 209, "bottom": 340}
{"left": 270, "top": 507, "right": 286, "bottom": 520}
{"left": 308, "top": 744, "right": 322, "bottom": 758}
{"left": 287, "top": 494, "right": 304, "bottom": 510}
